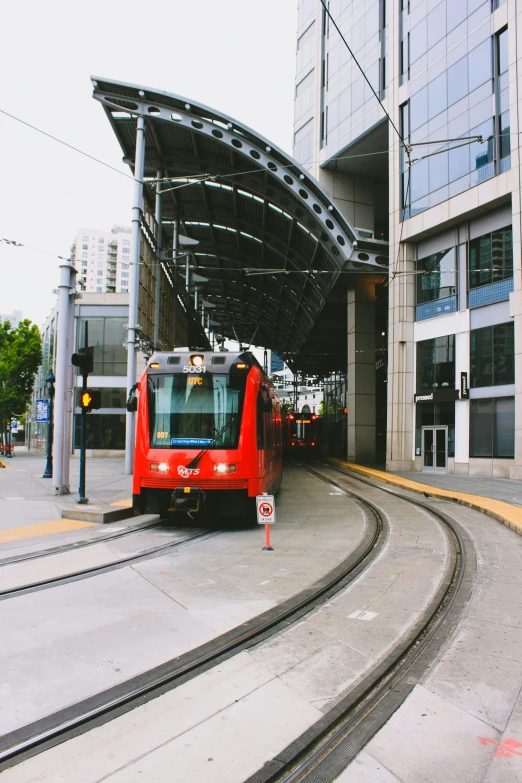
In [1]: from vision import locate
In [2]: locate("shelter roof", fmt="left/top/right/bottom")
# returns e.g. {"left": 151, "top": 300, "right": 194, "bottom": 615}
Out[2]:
{"left": 92, "top": 77, "right": 388, "bottom": 376}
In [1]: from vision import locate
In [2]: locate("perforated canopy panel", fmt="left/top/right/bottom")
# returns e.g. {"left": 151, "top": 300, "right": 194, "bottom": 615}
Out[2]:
{"left": 92, "top": 77, "right": 388, "bottom": 376}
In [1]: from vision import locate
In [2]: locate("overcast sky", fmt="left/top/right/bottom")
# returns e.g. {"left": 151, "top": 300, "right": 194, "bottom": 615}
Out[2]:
{"left": 0, "top": 1, "right": 298, "bottom": 327}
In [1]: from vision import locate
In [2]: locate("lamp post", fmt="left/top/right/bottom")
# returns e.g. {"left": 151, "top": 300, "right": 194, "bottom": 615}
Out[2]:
{"left": 42, "top": 374, "right": 55, "bottom": 478}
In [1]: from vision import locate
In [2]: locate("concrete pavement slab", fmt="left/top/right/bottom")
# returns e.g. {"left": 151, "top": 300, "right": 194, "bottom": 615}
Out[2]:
{"left": 346, "top": 685, "right": 495, "bottom": 783}
{"left": 335, "top": 752, "right": 401, "bottom": 782}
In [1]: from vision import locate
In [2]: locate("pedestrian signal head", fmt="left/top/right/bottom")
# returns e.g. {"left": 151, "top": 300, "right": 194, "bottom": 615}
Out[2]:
{"left": 79, "top": 390, "right": 101, "bottom": 412}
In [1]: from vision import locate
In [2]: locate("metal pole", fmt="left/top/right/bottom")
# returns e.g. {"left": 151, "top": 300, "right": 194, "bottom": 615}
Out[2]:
{"left": 172, "top": 219, "right": 179, "bottom": 347}
{"left": 63, "top": 265, "right": 76, "bottom": 490}
{"left": 78, "top": 375, "right": 88, "bottom": 503}
{"left": 43, "top": 376, "right": 55, "bottom": 478}
{"left": 52, "top": 263, "right": 74, "bottom": 495}
{"left": 153, "top": 169, "right": 163, "bottom": 348}
{"left": 125, "top": 115, "right": 146, "bottom": 475}
{"left": 185, "top": 253, "right": 190, "bottom": 292}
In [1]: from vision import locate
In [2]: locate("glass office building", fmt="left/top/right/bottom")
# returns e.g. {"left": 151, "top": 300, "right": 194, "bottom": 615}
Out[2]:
{"left": 296, "top": 0, "right": 521, "bottom": 477}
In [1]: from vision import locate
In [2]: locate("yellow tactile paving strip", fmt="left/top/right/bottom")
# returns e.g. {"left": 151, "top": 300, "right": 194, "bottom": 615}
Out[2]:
{"left": 327, "top": 458, "right": 522, "bottom": 537}
{"left": 0, "top": 459, "right": 8, "bottom": 469}
{"left": 0, "top": 519, "right": 97, "bottom": 544}
{"left": 110, "top": 498, "right": 132, "bottom": 508}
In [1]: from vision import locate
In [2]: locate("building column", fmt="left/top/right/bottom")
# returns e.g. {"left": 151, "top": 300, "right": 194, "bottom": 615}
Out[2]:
{"left": 347, "top": 279, "right": 376, "bottom": 464}
{"left": 125, "top": 115, "right": 146, "bottom": 476}
{"left": 386, "top": 241, "right": 415, "bottom": 471}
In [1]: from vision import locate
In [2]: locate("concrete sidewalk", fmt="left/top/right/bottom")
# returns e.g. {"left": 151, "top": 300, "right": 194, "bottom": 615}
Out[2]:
{"left": 0, "top": 448, "right": 131, "bottom": 543}
{"left": 327, "top": 459, "right": 522, "bottom": 538}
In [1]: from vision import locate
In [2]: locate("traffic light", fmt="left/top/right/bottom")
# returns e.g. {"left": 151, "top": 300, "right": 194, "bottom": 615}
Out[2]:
{"left": 79, "top": 390, "right": 102, "bottom": 412}
{"left": 71, "top": 347, "right": 94, "bottom": 376}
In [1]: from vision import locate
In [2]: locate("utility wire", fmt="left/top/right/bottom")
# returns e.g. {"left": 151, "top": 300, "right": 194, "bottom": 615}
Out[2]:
{"left": 0, "top": 108, "right": 137, "bottom": 182}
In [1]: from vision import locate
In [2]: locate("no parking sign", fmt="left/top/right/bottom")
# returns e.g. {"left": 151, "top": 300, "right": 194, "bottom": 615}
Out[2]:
{"left": 256, "top": 495, "right": 276, "bottom": 525}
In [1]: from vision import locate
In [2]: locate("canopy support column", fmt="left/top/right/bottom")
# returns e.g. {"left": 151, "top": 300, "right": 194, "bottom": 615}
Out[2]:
{"left": 153, "top": 169, "right": 164, "bottom": 348}
{"left": 125, "top": 115, "right": 146, "bottom": 476}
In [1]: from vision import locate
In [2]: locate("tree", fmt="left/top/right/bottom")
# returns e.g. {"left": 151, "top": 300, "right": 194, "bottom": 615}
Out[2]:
{"left": 0, "top": 320, "right": 42, "bottom": 431}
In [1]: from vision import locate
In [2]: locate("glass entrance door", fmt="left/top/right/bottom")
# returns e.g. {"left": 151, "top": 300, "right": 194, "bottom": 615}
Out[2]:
{"left": 422, "top": 426, "right": 448, "bottom": 473}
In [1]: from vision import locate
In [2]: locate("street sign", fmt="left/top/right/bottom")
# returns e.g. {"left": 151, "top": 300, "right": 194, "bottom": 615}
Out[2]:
{"left": 36, "top": 399, "right": 49, "bottom": 423}
{"left": 256, "top": 495, "right": 276, "bottom": 525}
{"left": 11, "top": 421, "right": 18, "bottom": 434}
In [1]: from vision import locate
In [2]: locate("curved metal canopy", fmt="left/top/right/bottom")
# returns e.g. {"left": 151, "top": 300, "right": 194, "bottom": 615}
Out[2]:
{"left": 92, "top": 77, "right": 388, "bottom": 375}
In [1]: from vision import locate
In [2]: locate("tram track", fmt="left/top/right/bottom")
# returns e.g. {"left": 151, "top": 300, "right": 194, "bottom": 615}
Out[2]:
{"left": 243, "top": 463, "right": 474, "bottom": 783}
{"left": 0, "top": 527, "right": 215, "bottom": 601}
{"left": 0, "top": 485, "right": 386, "bottom": 772}
{"left": 0, "top": 515, "right": 162, "bottom": 567}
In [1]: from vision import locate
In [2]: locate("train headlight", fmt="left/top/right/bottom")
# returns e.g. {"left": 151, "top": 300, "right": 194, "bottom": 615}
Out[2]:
{"left": 213, "top": 462, "right": 237, "bottom": 474}
{"left": 190, "top": 354, "right": 205, "bottom": 367}
{"left": 158, "top": 463, "right": 169, "bottom": 473}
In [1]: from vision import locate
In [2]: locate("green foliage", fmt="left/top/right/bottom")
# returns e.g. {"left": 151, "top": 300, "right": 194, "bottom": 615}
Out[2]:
{"left": 0, "top": 320, "right": 42, "bottom": 422}
{"left": 279, "top": 401, "right": 294, "bottom": 415}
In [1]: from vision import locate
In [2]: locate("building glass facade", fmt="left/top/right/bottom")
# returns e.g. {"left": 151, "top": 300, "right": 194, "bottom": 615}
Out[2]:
{"left": 400, "top": 1, "right": 510, "bottom": 218}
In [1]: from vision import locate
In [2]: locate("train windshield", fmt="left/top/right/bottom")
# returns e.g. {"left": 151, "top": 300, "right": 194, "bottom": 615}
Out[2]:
{"left": 148, "top": 373, "right": 246, "bottom": 449}
{"left": 291, "top": 419, "right": 315, "bottom": 439}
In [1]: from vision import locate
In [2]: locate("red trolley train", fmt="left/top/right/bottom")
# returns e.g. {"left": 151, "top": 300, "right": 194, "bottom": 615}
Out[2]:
{"left": 131, "top": 349, "right": 282, "bottom": 520}
{"left": 283, "top": 411, "right": 319, "bottom": 458}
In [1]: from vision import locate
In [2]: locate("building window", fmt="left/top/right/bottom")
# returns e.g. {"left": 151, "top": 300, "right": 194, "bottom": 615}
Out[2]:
{"left": 77, "top": 317, "right": 127, "bottom": 375}
{"left": 123, "top": 239, "right": 130, "bottom": 246}
{"left": 122, "top": 247, "right": 130, "bottom": 254}
{"left": 470, "top": 322, "right": 514, "bottom": 388}
{"left": 121, "top": 288, "right": 128, "bottom": 293}
{"left": 416, "top": 336, "right": 455, "bottom": 393}
{"left": 96, "top": 287, "right": 102, "bottom": 292}
{"left": 121, "top": 263, "right": 129, "bottom": 270}
{"left": 469, "top": 397, "right": 514, "bottom": 458}
{"left": 121, "top": 271, "right": 129, "bottom": 278}
{"left": 415, "top": 247, "right": 457, "bottom": 316}
{"left": 496, "top": 28, "right": 510, "bottom": 166}
{"left": 82, "top": 244, "right": 88, "bottom": 250}
{"left": 468, "top": 226, "right": 512, "bottom": 290}
{"left": 97, "top": 270, "right": 103, "bottom": 277}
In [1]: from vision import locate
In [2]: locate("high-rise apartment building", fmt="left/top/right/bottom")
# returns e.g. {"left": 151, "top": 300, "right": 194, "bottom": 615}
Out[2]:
{"left": 296, "top": 0, "right": 521, "bottom": 477}
{"left": 0, "top": 310, "right": 23, "bottom": 328}
{"left": 73, "top": 225, "right": 132, "bottom": 294}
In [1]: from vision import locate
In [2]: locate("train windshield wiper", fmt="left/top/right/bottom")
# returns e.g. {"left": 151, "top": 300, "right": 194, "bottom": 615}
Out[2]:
{"left": 186, "top": 416, "right": 236, "bottom": 469}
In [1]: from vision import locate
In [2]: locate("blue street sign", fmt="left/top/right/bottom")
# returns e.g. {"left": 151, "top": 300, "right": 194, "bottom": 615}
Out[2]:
{"left": 36, "top": 399, "right": 49, "bottom": 423}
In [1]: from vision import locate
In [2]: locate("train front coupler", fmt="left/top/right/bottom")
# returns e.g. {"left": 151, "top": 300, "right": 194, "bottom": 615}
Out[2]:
{"left": 169, "top": 487, "right": 206, "bottom": 519}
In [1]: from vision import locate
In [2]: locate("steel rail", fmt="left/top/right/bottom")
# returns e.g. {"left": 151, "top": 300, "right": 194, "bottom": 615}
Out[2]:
{"left": 0, "top": 529, "right": 214, "bottom": 601}
{"left": 244, "top": 463, "right": 469, "bottom": 783}
{"left": 0, "top": 516, "right": 163, "bottom": 567}
{"left": 0, "top": 491, "right": 386, "bottom": 771}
